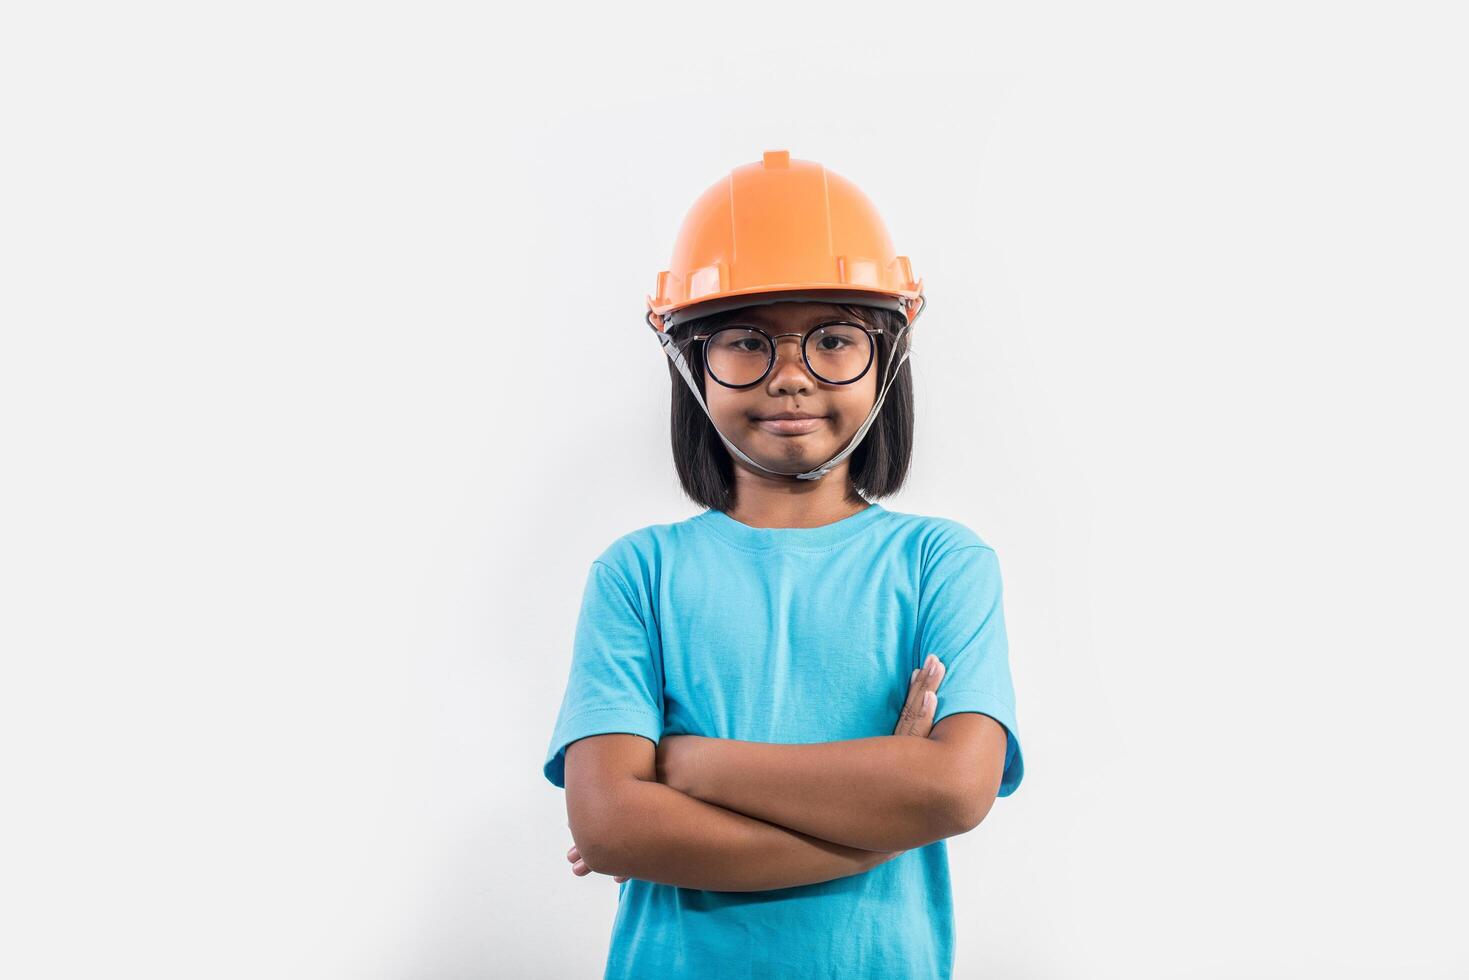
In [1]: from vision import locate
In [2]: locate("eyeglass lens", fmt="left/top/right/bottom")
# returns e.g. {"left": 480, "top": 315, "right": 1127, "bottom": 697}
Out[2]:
{"left": 704, "top": 324, "right": 874, "bottom": 386}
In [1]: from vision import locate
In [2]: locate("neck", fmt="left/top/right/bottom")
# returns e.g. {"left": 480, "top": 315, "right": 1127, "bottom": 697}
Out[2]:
{"left": 724, "top": 461, "right": 869, "bottom": 529}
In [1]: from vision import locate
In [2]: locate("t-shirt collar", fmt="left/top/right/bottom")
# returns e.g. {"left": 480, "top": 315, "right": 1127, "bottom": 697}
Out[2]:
{"left": 699, "top": 503, "right": 888, "bottom": 551}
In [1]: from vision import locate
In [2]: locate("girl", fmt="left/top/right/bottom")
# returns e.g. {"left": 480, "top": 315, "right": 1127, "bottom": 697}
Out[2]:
{"left": 543, "top": 149, "right": 1024, "bottom": 979}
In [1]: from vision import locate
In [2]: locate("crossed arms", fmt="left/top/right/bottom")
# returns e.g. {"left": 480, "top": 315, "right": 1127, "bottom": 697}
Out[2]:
{"left": 560, "top": 656, "right": 1010, "bottom": 892}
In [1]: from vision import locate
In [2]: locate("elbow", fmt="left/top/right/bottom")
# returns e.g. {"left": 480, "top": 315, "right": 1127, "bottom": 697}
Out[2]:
{"left": 573, "top": 836, "right": 621, "bottom": 876}
{"left": 567, "top": 788, "right": 640, "bottom": 875}
{"left": 569, "top": 814, "right": 632, "bottom": 875}
{"left": 936, "top": 780, "right": 1000, "bottom": 837}
{"left": 567, "top": 781, "right": 655, "bottom": 875}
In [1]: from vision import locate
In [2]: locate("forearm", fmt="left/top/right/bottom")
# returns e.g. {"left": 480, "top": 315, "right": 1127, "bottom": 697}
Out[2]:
{"left": 573, "top": 776, "right": 892, "bottom": 892}
{"left": 670, "top": 735, "right": 963, "bottom": 852}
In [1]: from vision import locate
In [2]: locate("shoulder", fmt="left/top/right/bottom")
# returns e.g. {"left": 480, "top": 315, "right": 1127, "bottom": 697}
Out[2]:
{"left": 876, "top": 509, "right": 1004, "bottom": 608}
{"left": 877, "top": 506, "right": 998, "bottom": 565}
{"left": 587, "top": 510, "right": 710, "bottom": 591}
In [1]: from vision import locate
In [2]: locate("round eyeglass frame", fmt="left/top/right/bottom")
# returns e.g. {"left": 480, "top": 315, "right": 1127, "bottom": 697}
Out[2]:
{"left": 674, "top": 321, "right": 886, "bottom": 388}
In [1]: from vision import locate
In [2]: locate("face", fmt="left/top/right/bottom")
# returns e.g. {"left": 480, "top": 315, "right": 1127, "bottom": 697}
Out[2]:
{"left": 701, "top": 301, "right": 880, "bottom": 477}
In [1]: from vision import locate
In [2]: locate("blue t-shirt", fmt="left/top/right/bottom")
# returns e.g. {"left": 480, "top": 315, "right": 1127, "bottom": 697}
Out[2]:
{"left": 543, "top": 503, "right": 1024, "bottom": 980}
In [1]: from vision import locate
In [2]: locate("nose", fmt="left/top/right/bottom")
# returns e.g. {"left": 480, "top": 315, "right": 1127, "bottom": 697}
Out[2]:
{"left": 765, "top": 335, "right": 814, "bottom": 394}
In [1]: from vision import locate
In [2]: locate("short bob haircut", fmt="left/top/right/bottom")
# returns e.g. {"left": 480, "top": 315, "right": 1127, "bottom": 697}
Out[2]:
{"left": 662, "top": 301, "right": 915, "bottom": 512}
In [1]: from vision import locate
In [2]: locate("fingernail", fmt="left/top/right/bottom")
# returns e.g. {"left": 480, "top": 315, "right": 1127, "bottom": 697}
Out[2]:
{"left": 911, "top": 668, "right": 919, "bottom": 683}
{"left": 924, "top": 690, "right": 935, "bottom": 709}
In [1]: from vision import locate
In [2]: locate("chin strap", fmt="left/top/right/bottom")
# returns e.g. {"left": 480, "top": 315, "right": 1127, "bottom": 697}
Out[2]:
{"left": 650, "top": 310, "right": 918, "bottom": 481}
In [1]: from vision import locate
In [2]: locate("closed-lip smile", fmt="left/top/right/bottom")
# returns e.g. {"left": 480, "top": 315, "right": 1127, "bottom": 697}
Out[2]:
{"left": 754, "top": 412, "right": 827, "bottom": 435}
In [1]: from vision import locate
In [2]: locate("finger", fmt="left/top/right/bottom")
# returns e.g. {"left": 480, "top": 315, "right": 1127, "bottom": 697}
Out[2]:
{"left": 903, "top": 666, "right": 923, "bottom": 711}
{"left": 910, "top": 689, "right": 939, "bottom": 739}
{"left": 567, "top": 846, "right": 578, "bottom": 862}
{"left": 922, "top": 654, "right": 946, "bottom": 692}
{"left": 614, "top": 875, "right": 629, "bottom": 883}
{"left": 897, "top": 687, "right": 932, "bottom": 736}
{"left": 895, "top": 655, "right": 949, "bottom": 736}
{"left": 894, "top": 668, "right": 924, "bottom": 735}
{"left": 572, "top": 860, "right": 589, "bottom": 875}
{"left": 898, "top": 657, "right": 939, "bottom": 728}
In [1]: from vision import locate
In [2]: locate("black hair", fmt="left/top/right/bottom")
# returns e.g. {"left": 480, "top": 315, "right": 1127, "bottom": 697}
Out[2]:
{"left": 662, "top": 302, "right": 915, "bottom": 512}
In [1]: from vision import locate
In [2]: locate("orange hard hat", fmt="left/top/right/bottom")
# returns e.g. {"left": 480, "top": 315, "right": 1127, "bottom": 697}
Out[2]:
{"left": 645, "top": 149, "right": 926, "bottom": 332}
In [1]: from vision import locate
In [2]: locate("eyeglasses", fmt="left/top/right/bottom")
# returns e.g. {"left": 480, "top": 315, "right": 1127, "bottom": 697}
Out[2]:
{"left": 673, "top": 321, "right": 884, "bottom": 388}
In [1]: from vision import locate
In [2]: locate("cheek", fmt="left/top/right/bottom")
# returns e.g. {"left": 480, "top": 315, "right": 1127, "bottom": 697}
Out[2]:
{"left": 833, "top": 379, "right": 879, "bottom": 423}
{"left": 704, "top": 388, "right": 747, "bottom": 427}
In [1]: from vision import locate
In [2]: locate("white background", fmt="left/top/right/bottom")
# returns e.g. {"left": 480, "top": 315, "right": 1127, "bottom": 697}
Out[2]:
{"left": 2, "top": 1, "right": 1466, "bottom": 977}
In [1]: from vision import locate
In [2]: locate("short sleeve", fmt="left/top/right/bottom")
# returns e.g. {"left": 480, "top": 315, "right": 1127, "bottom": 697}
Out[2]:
{"left": 542, "top": 559, "right": 664, "bottom": 789}
{"left": 917, "top": 545, "right": 1025, "bottom": 796}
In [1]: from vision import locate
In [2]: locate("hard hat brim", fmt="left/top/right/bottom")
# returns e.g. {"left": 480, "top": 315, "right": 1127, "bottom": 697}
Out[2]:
{"left": 653, "top": 285, "right": 919, "bottom": 329}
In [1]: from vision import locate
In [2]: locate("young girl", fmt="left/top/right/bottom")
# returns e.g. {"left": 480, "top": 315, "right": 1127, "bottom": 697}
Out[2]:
{"left": 543, "top": 149, "right": 1024, "bottom": 979}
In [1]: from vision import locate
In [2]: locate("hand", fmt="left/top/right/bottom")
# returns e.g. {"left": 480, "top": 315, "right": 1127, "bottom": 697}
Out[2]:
{"left": 567, "top": 842, "right": 630, "bottom": 883}
{"left": 893, "top": 653, "right": 945, "bottom": 737}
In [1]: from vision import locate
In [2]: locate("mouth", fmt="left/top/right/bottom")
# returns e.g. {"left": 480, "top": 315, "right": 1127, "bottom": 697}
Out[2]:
{"left": 754, "top": 415, "right": 827, "bottom": 435}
